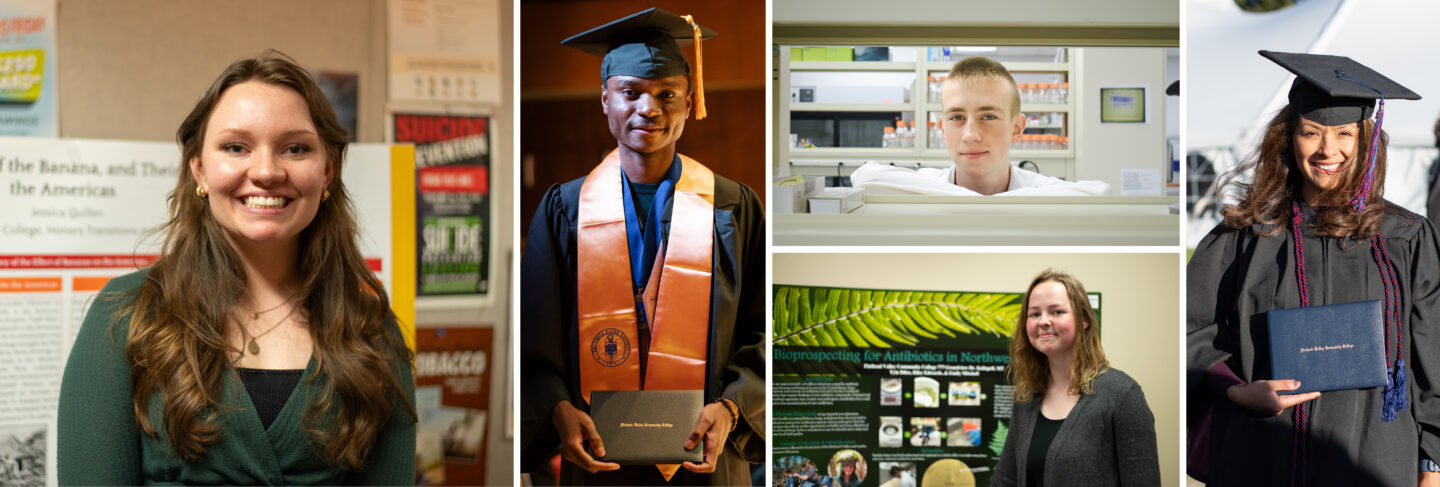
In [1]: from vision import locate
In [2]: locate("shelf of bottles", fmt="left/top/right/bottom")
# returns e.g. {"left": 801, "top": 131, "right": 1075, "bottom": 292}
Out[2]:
{"left": 791, "top": 61, "right": 918, "bottom": 71}
{"left": 923, "top": 52, "right": 1072, "bottom": 157}
{"left": 790, "top": 103, "right": 913, "bottom": 112}
{"left": 782, "top": 46, "right": 1075, "bottom": 165}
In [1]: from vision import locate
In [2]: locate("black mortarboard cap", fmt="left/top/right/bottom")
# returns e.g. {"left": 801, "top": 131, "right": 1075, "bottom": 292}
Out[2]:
{"left": 562, "top": 8, "right": 716, "bottom": 83}
{"left": 1260, "top": 50, "right": 1421, "bottom": 126}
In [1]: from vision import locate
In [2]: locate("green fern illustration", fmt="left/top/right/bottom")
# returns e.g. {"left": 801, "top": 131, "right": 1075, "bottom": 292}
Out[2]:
{"left": 772, "top": 285, "right": 1020, "bottom": 348}
{"left": 988, "top": 420, "right": 1008, "bottom": 456}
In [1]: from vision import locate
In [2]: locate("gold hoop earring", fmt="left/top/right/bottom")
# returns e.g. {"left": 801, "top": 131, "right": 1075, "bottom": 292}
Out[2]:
{"left": 322, "top": 189, "right": 330, "bottom": 201}
{"left": 196, "top": 185, "right": 208, "bottom": 200}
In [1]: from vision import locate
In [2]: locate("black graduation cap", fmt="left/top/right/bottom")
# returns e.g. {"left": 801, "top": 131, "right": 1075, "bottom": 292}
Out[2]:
{"left": 562, "top": 8, "right": 717, "bottom": 119}
{"left": 1260, "top": 50, "right": 1421, "bottom": 126}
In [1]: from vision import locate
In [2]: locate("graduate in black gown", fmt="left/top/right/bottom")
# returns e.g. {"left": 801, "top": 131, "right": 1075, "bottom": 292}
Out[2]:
{"left": 1187, "top": 51, "right": 1440, "bottom": 486}
{"left": 519, "top": 8, "right": 765, "bottom": 486}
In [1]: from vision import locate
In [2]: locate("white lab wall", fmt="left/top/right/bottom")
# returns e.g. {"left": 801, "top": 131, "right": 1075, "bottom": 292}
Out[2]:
{"left": 1166, "top": 49, "right": 1179, "bottom": 139}
{"left": 1075, "top": 48, "right": 1169, "bottom": 188}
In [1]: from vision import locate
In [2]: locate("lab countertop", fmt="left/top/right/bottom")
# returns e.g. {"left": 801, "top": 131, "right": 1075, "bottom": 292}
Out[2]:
{"left": 774, "top": 195, "right": 1179, "bottom": 246}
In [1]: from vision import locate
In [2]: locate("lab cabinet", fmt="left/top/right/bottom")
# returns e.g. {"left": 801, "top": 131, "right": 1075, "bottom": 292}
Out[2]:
{"left": 776, "top": 46, "right": 1080, "bottom": 181}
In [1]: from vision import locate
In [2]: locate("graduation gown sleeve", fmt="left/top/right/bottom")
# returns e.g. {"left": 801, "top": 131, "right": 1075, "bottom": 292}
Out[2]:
{"left": 1184, "top": 223, "right": 1253, "bottom": 425}
{"left": 519, "top": 181, "right": 582, "bottom": 473}
{"left": 1406, "top": 216, "right": 1440, "bottom": 463}
{"left": 711, "top": 179, "right": 767, "bottom": 463}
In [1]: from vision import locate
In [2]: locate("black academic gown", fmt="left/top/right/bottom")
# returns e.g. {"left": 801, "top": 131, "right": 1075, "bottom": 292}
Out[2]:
{"left": 1187, "top": 201, "right": 1440, "bottom": 486}
{"left": 519, "top": 169, "right": 766, "bottom": 486}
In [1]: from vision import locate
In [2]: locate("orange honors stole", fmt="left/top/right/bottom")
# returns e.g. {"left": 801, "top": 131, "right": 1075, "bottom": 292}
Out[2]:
{"left": 576, "top": 150, "right": 714, "bottom": 401}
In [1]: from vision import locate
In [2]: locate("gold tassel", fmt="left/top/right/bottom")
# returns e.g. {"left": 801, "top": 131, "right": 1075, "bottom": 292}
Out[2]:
{"left": 658, "top": 463, "right": 681, "bottom": 481}
{"left": 683, "top": 14, "right": 706, "bottom": 120}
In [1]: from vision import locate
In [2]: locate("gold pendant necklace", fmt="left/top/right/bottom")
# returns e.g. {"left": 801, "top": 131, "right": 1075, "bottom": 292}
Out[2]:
{"left": 243, "top": 305, "right": 297, "bottom": 355}
{"left": 239, "top": 290, "right": 302, "bottom": 354}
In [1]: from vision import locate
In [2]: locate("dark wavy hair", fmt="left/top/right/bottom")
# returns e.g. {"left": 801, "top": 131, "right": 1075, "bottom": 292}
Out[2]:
{"left": 116, "top": 50, "right": 414, "bottom": 469}
{"left": 1008, "top": 269, "right": 1108, "bottom": 402}
{"left": 1218, "top": 105, "right": 1402, "bottom": 239}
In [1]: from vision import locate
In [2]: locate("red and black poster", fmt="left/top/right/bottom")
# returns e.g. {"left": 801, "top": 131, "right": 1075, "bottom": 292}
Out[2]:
{"left": 393, "top": 113, "right": 491, "bottom": 296}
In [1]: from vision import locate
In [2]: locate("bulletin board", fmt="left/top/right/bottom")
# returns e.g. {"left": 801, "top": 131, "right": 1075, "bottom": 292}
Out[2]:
{"left": 54, "top": 0, "right": 390, "bottom": 142}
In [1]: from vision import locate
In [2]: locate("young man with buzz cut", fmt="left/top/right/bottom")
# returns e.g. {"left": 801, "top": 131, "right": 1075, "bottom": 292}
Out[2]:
{"left": 849, "top": 57, "right": 1110, "bottom": 196}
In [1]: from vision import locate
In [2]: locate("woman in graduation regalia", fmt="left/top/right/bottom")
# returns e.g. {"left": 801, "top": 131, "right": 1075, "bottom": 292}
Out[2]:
{"left": 1187, "top": 51, "right": 1440, "bottom": 485}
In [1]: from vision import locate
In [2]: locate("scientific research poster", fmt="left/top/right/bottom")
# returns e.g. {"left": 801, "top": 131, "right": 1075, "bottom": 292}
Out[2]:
{"left": 772, "top": 285, "right": 1099, "bottom": 487}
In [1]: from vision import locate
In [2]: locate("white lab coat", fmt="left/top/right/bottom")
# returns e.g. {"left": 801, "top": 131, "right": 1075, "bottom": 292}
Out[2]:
{"left": 849, "top": 161, "right": 1112, "bottom": 196}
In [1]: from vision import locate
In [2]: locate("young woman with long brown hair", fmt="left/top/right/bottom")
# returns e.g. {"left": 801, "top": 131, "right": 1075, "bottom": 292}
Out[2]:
{"left": 56, "top": 51, "right": 415, "bottom": 484}
{"left": 1187, "top": 51, "right": 1440, "bottom": 485}
{"left": 991, "top": 269, "right": 1159, "bottom": 487}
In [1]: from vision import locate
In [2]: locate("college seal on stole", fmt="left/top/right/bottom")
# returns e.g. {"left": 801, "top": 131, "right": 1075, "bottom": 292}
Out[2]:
{"left": 591, "top": 328, "right": 631, "bottom": 367}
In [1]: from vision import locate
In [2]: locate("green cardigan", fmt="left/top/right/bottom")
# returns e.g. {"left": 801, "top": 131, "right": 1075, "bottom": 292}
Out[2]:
{"left": 57, "top": 270, "right": 416, "bottom": 485}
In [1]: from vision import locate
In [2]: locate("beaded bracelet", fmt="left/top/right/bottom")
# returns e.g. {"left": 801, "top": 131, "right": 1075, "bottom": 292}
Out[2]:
{"left": 714, "top": 397, "right": 739, "bottom": 431}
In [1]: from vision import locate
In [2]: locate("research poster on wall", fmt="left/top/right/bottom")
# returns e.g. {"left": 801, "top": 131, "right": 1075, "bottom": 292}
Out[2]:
{"left": 0, "top": 0, "right": 56, "bottom": 137}
{"left": 0, "top": 136, "right": 411, "bottom": 486}
{"left": 393, "top": 112, "right": 491, "bottom": 297}
{"left": 772, "top": 285, "right": 1099, "bottom": 487}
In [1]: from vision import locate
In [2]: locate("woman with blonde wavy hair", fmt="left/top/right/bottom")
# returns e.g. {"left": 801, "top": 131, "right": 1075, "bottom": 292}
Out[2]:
{"left": 991, "top": 269, "right": 1159, "bottom": 487}
{"left": 56, "top": 50, "right": 415, "bottom": 485}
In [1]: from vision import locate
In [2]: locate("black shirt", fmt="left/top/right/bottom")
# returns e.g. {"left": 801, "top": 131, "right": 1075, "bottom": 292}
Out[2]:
{"left": 238, "top": 368, "right": 303, "bottom": 429}
{"left": 1026, "top": 409, "right": 1065, "bottom": 487}
{"left": 628, "top": 179, "right": 661, "bottom": 235}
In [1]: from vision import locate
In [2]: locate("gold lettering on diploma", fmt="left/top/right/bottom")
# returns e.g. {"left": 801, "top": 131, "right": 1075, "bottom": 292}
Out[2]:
{"left": 618, "top": 422, "right": 675, "bottom": 428}
{"left": 1298, "top": 343, "right": 1356, "bottom": 353}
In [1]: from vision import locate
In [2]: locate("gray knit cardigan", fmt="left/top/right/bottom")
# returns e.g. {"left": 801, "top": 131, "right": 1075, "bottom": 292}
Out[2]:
{"left": 990, "top": 368, "right": 1161, "bottom": 486}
